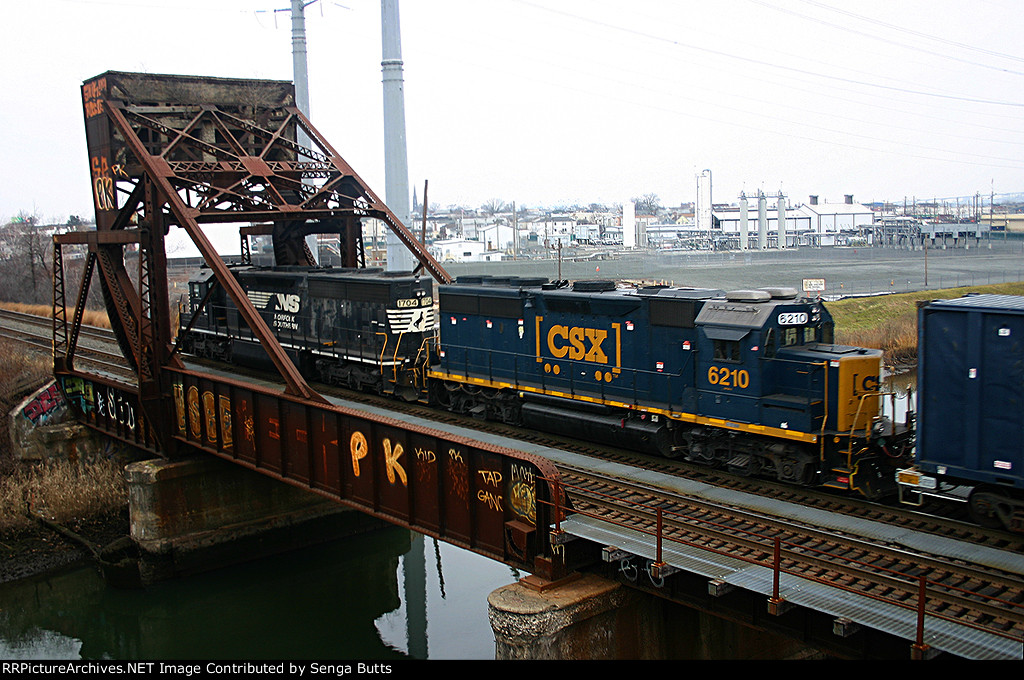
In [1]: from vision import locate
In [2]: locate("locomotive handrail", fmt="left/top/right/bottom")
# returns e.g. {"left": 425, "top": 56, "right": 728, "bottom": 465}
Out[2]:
{"left": 391, "top": 331, "right": 405, "bottom": 384}
{"left": 376, "top": 331, "right": 389, "bottom": 386}
{"left": 845, "top": 389, "right": 896, "bottom": 454}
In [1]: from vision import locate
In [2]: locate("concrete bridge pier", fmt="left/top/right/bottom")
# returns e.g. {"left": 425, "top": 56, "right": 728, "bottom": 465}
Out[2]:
{"left": 488, "top": 573, "right": 824, "bottom": 660}
{"left": 126, "top": 456, "right": 389, "bottom": 585}
{"left": 488, "top": 573, "right": 666, "bottom": 659}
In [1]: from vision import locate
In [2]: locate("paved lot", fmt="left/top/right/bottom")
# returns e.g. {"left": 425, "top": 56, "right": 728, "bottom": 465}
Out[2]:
{"left": 445, "top": 237, "right": 1024, "bottom": 297}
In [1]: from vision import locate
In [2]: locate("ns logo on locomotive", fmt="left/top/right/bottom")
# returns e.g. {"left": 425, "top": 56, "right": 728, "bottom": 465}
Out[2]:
{"left": 179, "top": 266, "right": 916, "bottom": 503}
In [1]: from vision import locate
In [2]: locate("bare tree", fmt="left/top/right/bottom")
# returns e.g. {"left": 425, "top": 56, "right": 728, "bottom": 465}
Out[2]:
{"left": 0, "top": 212, "right": 50, "bottom": 305}
{"left": 481, "top": 198, "right": 507, "bottom": 216}
{"left": 632, "top": 193, "right": 662, "bottom": 215}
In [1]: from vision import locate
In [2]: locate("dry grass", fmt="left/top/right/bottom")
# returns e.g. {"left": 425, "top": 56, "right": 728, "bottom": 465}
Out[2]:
{"left": 0, "top": 301, "right": 110, "bottom": 329}
{"left": 0, "top": 336, "right": 125, "bottom": 534}
{"left": 0, "top": 339, "right": 53, "bottom": 464}
{"left": 829, "top": 281, "right": 1024, "bottom": 363}
{"left": 0, "top": 458, "right": 128, "bottom": 532}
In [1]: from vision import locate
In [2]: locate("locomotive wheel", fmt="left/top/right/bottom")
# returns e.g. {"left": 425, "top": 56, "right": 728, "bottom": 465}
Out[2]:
{"left": 968, "top": 487, "right": 1011, "bottom": 529}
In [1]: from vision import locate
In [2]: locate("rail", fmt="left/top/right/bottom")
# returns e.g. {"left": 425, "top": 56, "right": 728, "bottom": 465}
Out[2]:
{"left": 543, "top": 475, "right": 1024, "bottom": 656}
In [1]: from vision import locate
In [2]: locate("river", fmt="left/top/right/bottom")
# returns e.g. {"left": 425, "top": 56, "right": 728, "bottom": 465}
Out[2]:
{"left": 0, "top": 528, "right": 519, "bottom": 660}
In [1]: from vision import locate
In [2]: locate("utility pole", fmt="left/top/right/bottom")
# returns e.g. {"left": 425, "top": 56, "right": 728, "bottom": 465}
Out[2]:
{"left": 381, "top": 0, "right": 415, "bottom": 272}
{"left": 291, "top": 0, "right": 312, "bottom": 146}
{"left": 290, "top": 0, "right": 317, "bottom": 262}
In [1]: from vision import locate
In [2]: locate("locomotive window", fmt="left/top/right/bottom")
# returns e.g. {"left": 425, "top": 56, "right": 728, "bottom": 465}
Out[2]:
{"left": 713, "top": 339, "right": 741, "bottom": 362}
{"left": 821, "top": 322, "right": 834, "bottom": 344}
{"left": 649, "top": 299, "right": 696, "bottom": 328}
{"left": 783, "top": 327, "right": 799, "bottom": 346}
{"left": 803, "top": 326, "right": 816, "bottom": 343}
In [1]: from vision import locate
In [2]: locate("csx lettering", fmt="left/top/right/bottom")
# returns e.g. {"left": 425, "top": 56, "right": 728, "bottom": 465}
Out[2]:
{"left": 547, "top": 325, "right": 608, "bottom": 363}
{"left": 854, "top": 374, "right": 880, "bottom": 395}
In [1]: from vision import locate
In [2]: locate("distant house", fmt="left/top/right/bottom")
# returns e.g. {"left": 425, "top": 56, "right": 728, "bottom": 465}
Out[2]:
{"left": 526, "top": 214, "right": 577, "bottom": 247}
{"left": 428, "top": 239, "right": 504, "bottom": 263}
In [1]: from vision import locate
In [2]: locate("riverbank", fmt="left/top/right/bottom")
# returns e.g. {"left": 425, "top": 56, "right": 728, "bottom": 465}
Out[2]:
{"left": 0, "top": 336, "right": 130, "bottom": 586}
{"left": 0, "top": 508, "right": 129, "bottom": 585}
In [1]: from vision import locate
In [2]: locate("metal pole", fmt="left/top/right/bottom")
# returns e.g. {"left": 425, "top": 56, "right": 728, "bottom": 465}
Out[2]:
{"left": 382, "top": 0, "right": 415, "bottom": 272}
{"left": 656, "top": 507, "right": 664, "bottom": 565}
{"left": 291, "top": 1, "right": 311, "bottom": 124}
{"left": 291, "top": 0, "right": 318, "bottom": 262}
{"left": 772, "top": 537, "right": 781, "bottom": 601}
{"left": 913, "top": 574, "right": 930, "bottom": 658}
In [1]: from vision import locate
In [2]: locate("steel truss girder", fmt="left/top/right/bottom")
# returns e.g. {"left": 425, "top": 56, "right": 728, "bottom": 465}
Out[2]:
{"left": 107, "top": 95, "right": 450, "bottom": 282}
{"left": 76, "top": 72, "right": 455, "bottom": 431}
{"left": 52, "top": 367, "right": 571, "bottom": 580}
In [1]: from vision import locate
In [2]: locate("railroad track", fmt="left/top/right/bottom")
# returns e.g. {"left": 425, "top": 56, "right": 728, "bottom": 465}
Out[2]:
{"left": 315, "top": 380, "right": 1024, "bottom": 554}
{"left": 0, "top": 308, "right": 132, "bottom": 378}
{"left": 558, "top": 463, "right": 1024, "bottom": 644}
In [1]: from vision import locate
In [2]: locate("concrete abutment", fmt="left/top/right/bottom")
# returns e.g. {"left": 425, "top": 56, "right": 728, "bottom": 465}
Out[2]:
{"left": 488, "top": 573, "right": 823, "bottom": 659}
{"left": 125, "top": 456, "right": 391, "bottom": 584}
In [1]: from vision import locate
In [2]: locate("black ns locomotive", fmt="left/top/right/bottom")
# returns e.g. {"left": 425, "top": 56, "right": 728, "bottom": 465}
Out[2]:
{"left": 179, "top": 265, "right": 435, "bottom": 401}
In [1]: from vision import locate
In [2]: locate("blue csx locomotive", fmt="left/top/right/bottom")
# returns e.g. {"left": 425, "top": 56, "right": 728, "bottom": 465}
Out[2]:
{"left": 431, "top": 277, "right": 910, "bottom": 498}
{"left": 179, "top": 267, "right": 912, "bottom": 499}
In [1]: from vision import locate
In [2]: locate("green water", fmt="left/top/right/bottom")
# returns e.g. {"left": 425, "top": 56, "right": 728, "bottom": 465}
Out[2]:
{"left": 0, "top": 528, "right": 518, "bottom": 660}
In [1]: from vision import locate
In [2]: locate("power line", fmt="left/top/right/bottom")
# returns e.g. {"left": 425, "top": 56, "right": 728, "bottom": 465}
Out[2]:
{"left": 509, "top": 0, "right": 1024, "bottom": 108}
{"left": 795, "top": 0, "right": 1024, "bottom": 66}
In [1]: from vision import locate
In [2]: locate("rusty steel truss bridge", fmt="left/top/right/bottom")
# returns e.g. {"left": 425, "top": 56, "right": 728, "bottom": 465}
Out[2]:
{"left": 53, "top": 71, "right": 567, "bottom": 582}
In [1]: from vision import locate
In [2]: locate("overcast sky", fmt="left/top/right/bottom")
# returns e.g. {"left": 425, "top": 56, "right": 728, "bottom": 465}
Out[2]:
{"left": 3, "top": 0, "right": 1023, "bottom": 224}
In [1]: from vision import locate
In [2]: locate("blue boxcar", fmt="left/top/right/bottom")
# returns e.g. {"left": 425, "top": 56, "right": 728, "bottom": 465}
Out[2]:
{"left": 900, "top": 294, "right": 1024, "bottom": 528}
